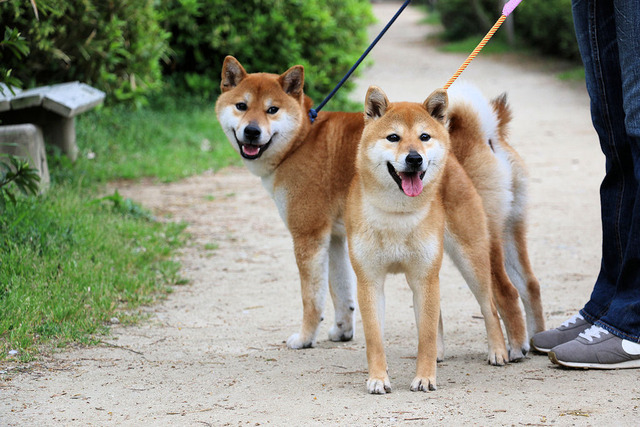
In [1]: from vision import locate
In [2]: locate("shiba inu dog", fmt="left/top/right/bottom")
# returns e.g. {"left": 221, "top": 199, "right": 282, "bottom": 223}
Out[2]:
{"left": 214, "top": 56, "right": 543, "bottom": 361}
{"left": 446, "top": 83, "right": 545, "bottom": 340}
{"left": 347, "top": 87, "right": 512, "bottom": 393}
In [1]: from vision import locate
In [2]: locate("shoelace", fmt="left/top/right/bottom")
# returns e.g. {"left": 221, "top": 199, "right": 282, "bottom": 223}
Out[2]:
{"left": 579, "top": 325, "right": 609, "bottom": 342}
{"left": 561, "top": 313, "right": 584, "bottom": 328}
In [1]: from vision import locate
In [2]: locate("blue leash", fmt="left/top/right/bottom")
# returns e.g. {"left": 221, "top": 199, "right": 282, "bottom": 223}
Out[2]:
{"left": 308, "top": 0, "right": 412, "bottom": 123}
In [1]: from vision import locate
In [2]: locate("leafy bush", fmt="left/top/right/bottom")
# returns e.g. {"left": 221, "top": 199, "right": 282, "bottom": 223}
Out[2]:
{"left": 159, "top": 0, "right": 375, "bottom": 107}
{"left": 515, "top": 0, "right": 580, "bottom": 61}
{"left": 0, "top": 156, "right": 41, "bottom": 211}
{"left": 1, "top": 25, "right": 41, "bottom": 210}
{"left": 0, "top": 0, "right": 169, "bottom": 103}
{"left": 433, "top": 0, "right": 580, "bottom": 61}
{"left": 0, "top": 27, "right": 30, "bottom": 92}
{"left": 435, "top": 0, "right": 496, "bottom": 41}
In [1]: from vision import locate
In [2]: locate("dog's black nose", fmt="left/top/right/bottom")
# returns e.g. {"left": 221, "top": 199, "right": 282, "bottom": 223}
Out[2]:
{"left": 244, "top": 125, "right": 261, "bottom": 142}
{"left": 406, "top": 151, "right": 423, "bottom": 168}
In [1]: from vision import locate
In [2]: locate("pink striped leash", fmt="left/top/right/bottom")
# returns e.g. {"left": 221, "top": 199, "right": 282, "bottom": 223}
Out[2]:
{"left": 443, "top": 0, "right": 523, "bottom": 90}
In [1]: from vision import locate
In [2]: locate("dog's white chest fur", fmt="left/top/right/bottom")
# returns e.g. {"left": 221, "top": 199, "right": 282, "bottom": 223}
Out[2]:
{"left": 352, "top": 199, "right": 440, "bottom": 274}
{"left": 261, "top": 174, "right": 289, "bottom": 228}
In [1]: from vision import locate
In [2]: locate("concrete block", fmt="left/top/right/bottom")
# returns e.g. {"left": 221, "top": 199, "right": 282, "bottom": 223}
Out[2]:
{"left": 0, "top": 84, "right": 22, "bottom": 112}
{"left": 0, "top": 124, "right": 50, "bottom": 192}
{"left": 42, "top": 82, "right": 106, "bottom": 118}
{"left": 9, "top": 85, "right": 52, "bottom": 110}
{"left": 0, "top": 82, "right": 105, "bottom": 162}
{"left": 0, "top": 108, "right": 78, "bottom": 162}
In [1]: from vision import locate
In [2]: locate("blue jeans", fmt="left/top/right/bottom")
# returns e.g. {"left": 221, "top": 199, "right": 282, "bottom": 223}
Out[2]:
{"left": 571, "top": 0, "right": 640, "bottom": 343}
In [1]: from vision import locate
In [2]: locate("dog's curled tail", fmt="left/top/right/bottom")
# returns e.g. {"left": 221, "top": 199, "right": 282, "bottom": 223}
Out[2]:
{"left": 448, "top": 82, "right": 500, "bottom": 143}
{"left": 491, "top": 93, "right": 512, "bottom": 142}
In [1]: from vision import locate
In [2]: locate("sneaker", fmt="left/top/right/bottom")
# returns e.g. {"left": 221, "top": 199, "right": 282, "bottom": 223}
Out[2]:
{"left": 548, "top": 325, "right": 640, "bottom": 369}
{"left": 530, "top": 314, "right": 591, "bottom": 353}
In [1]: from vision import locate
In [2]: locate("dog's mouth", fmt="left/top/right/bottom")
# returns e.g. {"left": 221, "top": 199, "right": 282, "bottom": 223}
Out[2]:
{"left": 234, "top": 132, "right": 273, "bottom": 160}
{"left": 387, "top": 162, "right": 426, "bottom": 197}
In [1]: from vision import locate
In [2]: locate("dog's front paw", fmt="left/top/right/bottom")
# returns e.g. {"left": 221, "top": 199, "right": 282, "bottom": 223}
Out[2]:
{"left": 487, "top": 342, "right": 509, "bottom": 365}
{"left": 410, "top": 376, "right": 436, "bottom": 392}
{"left": 488, "top": 350, "right": 508, "bottom": 366}
{"left": 367, "top": 377, "right": 391, "bottom": 394}
{"left": 286, "top": 333, "right": 315, "bottom": 349}
{"left": 328, "top": 322, "right": 354, "bottom": 342}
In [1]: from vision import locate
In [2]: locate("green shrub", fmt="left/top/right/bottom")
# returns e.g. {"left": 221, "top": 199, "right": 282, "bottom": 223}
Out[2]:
{"left": 0, "top": 0, "right": 169, "bottom": 103}
{"left": 433, "top": 0, "right": 580, "bottom": 61}
{"left": 0, "top": 155, "right": 41, "bottom": 211}
{"left": 515, "top": 0, "right": 580, "bottom": 61}
{"left": 435, "top": 0, "right": 496, "bottom": 41}
{"left": 0, "top": 27, "right": 30, "bottom": 91}
{"left": 159, "top": 0, "right": 375, "bottom": 108}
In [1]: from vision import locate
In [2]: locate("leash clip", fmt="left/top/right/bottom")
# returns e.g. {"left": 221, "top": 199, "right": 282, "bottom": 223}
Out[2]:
{"left": 308, "top": 108, "right": 318, "bottom": 123}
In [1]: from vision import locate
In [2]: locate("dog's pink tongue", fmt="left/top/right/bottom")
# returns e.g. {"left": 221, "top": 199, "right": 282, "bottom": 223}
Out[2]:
{"left": 242, "top": 145, "right": 260, "bottom": 157}
{"left": 399, "top": 172, "right": 423, "bottom": 197}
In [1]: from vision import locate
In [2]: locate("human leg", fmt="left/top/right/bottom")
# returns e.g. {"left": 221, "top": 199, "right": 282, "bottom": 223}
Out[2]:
{"left": 531, "top": 0, "right": 634, "bottom": 351}
{"left": 582, "top": 0, "right": 640, "bottom": 343}
{"left": 545, "top": 0, "right": 640, "bottom": 366}
{"left": 573, "top": 0, "right": 633, "bottom": 325}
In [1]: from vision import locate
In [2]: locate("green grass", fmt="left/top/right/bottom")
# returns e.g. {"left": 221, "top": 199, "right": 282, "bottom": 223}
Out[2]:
{"left": 438, "top": 35, "right": 519, "bottom": 55}
{"left": 70, "top": 97, "right": 239, "bottom": 184}
{"left": 418, "top": 7, "right": 441, "bottom": 26}
{"left": 435, "top": 34, "right": 585, "bottom": 84}
{"left": 0, "top": 186, "right": 187, "bottom": 361}
{"left": 557, "top": 66, "right": 586, "bottom": 82}
{"left": 1, "top": 93, "right": 242, "bottom": 362}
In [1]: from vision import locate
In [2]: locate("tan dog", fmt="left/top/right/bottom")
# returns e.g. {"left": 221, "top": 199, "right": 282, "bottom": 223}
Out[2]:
{"left": 446, "top": 83, "right": 545, "bottom": 339}
{"left": 347, "top": 87, "right": 510, "bottom": 393}
{"left": 214, "top": 56, "right": 542, "bottom": 360}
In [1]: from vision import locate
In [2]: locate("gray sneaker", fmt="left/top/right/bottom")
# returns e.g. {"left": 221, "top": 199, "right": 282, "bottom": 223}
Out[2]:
{"left": 549, "top": 325, "right": 640, "bottom": 369}
{"left": 530, "top": 314, "right": 591, "bottom": 353}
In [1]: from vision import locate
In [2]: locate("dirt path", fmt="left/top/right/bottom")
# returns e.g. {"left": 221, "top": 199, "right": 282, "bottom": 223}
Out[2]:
{"left": 2, "top": 4, "right": 638, "bottom": 426}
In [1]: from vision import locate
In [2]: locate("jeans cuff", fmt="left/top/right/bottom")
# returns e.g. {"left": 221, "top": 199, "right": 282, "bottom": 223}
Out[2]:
{"left": 579, "top": 308, "right": 598, "bottom": 325}
{"left": 593, "top": 320, "right": 640, "bottom": 343}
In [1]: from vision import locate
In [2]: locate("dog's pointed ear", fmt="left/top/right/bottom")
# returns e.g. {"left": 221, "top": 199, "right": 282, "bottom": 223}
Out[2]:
{"left": 221, "top": 56, "right": 247, "bottom": 93}
{"left": 424, "top": 89, "right": 448, "bottom": 124}
{"left": 365, "top": 86, "right": 389, "bottom": 121}
{"left": 279, "top": 65, "right": 304, "bottom": 98}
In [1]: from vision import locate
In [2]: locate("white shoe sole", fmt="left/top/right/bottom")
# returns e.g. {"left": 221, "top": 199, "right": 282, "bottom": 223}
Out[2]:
{"left": 549, "top": 351, "right": 640, "bottom": 369}
{"left": 530, "top": 340, "right": 551, "bottom": 353}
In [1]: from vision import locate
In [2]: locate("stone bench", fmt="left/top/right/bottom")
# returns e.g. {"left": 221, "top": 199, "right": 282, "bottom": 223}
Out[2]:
{"left": 0, "top": 124, "right": 50, "bottom": 191}
{"left": 0, "top": 81, "right": 105, "bottom": 162}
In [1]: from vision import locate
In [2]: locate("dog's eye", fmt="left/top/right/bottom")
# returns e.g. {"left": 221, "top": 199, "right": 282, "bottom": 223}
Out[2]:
{"left": 267, "top": 106, "right": 279, "bottom": 115}
{"left": 236, "top": 102, "right": 248, "bottom": 111}
{"left": 386, "top": 134, "right": 400, "bottom": 142}
{"left": 420, "top": 133, "right": 431, "bottom": 142}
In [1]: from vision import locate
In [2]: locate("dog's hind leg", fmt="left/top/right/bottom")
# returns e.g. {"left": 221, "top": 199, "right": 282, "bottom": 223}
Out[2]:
{"left": 328, "top": 234, "right": 357, "bottom": 342}
{"left": 489, "top": 236, "right": 529, "bottom": 360}
{"left": 287, "top": 231, "right": 332, "bottom": 349}
{"left": 442, "top": 160, "right": 510, "bottom": 364}
{"left": 437, "top": 312, "right": 445, "bottom": 362}
{"left": 444, "top": 230, "right": 509, "bottom": 366}
{"left": 504, "top": 218, "right": 545, "bottom": 338}
{"left": 502, "top": 164, "right": 545, "bottom": 338}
